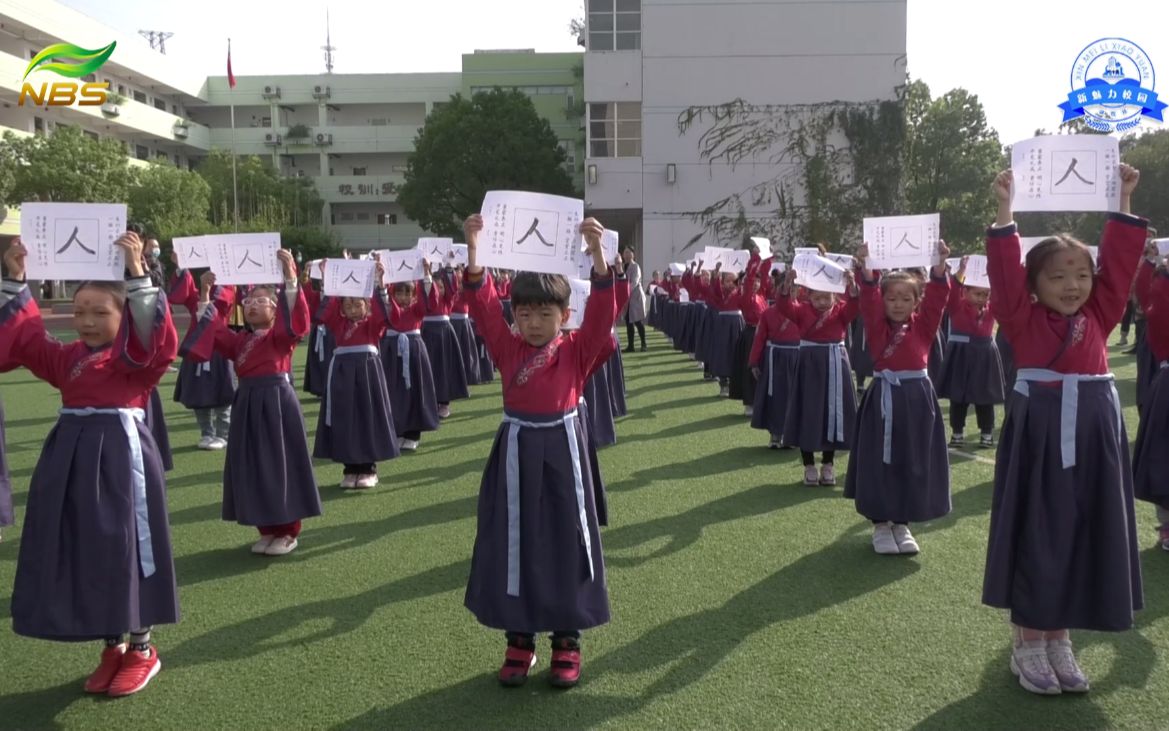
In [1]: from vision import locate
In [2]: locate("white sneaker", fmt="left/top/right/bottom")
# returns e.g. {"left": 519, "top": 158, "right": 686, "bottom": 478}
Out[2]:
{"left": 872, "top": 522, "right": 900, "bottom": 555}
{"left": 354, "top": 474, "right": 379, "bottom": 489}
{"left": 265, "top": 536, "right": 298, "bottom": 556}
{"left": 208, "top": 437, "right": 227, "bottom": 450}
{"left": 743, "top": 406, "right": 754, "bottom": 417}
{"left": 1010, "top": 641, "right": 1062, "bottom": 695}
{"left": 719, "top": 385, "right": 730, "bottom": 398}
{"left": 340, "top": 474, "right": 357, "bottom": 489}
{"left": 400, "top": 438, "right": 419, "bottom": 451}
{"left": 438, "top": 405, "right": 451, "bottom": 419}
{"left": 891, "top": 524, "right": 920, "bottom": 554}
{"left": 197, "top": 435, "right": 215, "bottom": 450}
{"left": 251, "top": 536, "right": 275, "bottom": 554}
{"left": 818, "top": 463, "right": 836, "bottom": 486}
{"left": 803, "top": 465, "right": 819, "bottom": 486}
{"left": 768, "top": 435, "right": 781, "bottom": 449}
{"left": 1046, "top": 639, "right": 1090, "bottom": 693}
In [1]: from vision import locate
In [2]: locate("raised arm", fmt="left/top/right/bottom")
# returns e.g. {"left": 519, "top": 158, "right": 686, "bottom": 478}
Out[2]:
{"left": 462, "top": 214, "right": 520, "bottom": 364}
{"left": 749, "top": 312, "right": 771, "bottom": 367}
{"left": 985, "top": 170, "right": 1032, "bottom": 337}
{"left": 916, "top": 274, "right": 952, "bottom": 340}
{"left": 167, "top": 268, "right": 199, "bottom": 316}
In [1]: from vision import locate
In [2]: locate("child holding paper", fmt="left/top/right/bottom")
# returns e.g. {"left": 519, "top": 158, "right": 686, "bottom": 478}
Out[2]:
{"left": 443, "top": 265, "right": 484, "bottom": 385}
{"left": 302, "top": 276, "right": 335, "bottom": 399}
{"left": 0, "top": 233, "right": 178, "bottom": 697}
{"left": 184, "top": 252, "right": 321, "bottom": 556}
{"left": 749, "top": 285, "right": 801, "bottom": 448}
{"left": 169, "top": 259, "right": 236, "bottom": 449}
{"left": 1130, "top": 241, "right": 1169, "bottom": 550}
{"left": 983, "top": 166, "right": 1144, "bottom": 696}
{"left": 313, "top": 259, "right": 399, "bottom": 488}
{"left": 728, "top": 249, "right": 771, "bottom": 414}
{"left": 937, "top": 256, "right": 1004, "bottom": 448}
{"left": 775, "top": 264, "right": 860, "bottom": 486}
{"left": 382, "top": 280, "right": 441, "bottom": 451}
{"left": 420, "top": 259, "right": 469, "bottom": 418}
{"left": 461, "top": 212, "right": 615, "bottom": 690}
{"left": 844, "top": 244, "right": 952, "bottom": 555}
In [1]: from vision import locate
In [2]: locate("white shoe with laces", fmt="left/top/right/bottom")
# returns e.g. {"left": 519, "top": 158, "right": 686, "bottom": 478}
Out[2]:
{"left": 197, "top": 435, "right": 215, "bottom": 450}
{"left": 355, "top": 474, "right": 379, "bottom": 489}
{"left": 251, "top": 536, "right": 275, "bottom": 554}
{"left": 803, "top": 465, "right": 819, "bottom": 486}
{"left": 872, "top": 522, "right": 900, "bottom": 555}
{"left": 265, "top": 536, "right": 298, "bottom": 556}
{"left": 340, "top": 474, "right": 357, "bottom": 489}
{"left": 891, "top": 524, "right": 920, "bottom": 554}
{"left": 208, "top": 437, "right": 227, "bottom": 450}
{"left": 1045, "top": 639, "right": 1090, "bottom": 693}
{"left": 399, "top": 438, "right": 419, "bottom": 451}
{"left": 1011, "top": 640, "right": 1062, "bottom": 695}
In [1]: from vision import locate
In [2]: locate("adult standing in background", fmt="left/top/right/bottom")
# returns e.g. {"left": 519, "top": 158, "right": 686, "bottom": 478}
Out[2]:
{"left": 622, "top": 247, "right": 647, "bottom": 352}
{"left": 144, "top": 238, "right": 166, "bottom": 288}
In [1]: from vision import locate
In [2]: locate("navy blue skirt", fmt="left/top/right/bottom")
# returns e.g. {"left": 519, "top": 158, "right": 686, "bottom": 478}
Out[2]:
{"left": 782, "top": 344, "right": 856, "bottom": 451}
{"left": 996, "top": 329, "right": 1015, "bottom": 398}
{"left": 936, "top": 338, "right": 1006, "bottom": 404}
{"left": 464, "top": 410, "right": 610, "bottom": 632}
{"left": 584, "top": 366, "right": 617, "bottom": 448}
{"left": 381, "top": 332, "right": 441, "bottom": 435}
{"left": 1136, "top": 329, "right": 1159, "bottom": 412}
{"left": 1133, "top": 364, "right": 1169, "bottom": 509}
{"left": 451, "top": 316, "right": 482, "bottom": 386}
{"left": 146, "top": 388, "right": 173, "bottom": 472}
{"left": 729, "top": 325, "right": 758, "bottom": 404}
{"left": 928, "top": 328, "right": 946, "bottom": 386}
{"left": 695, "top": 305, "right": 715, "bottom": 364}
{"left": 12, "top": 412, "right": 178, "bottom": 641}
{"left": 173, "top": 351, "right": 234, "bottom": 410}
{"left": 313, "top": 350, "right": 399, "bottom": 465}
{"left": 843, "top": 377, "right": 951, "bottom": 522}
{"left": 847, "top": 319, "right": 874, "bottom": 380}
{"left": 475, "top": 329, "right": 495, "bottom": 384}
{"left": 303, "top": 324, "right": 335, "bottom": 398}
{"left": 606, "top": 346, "right": 627, "bottom": 418}
{"left": 224, "top": 375, "right": 322, "bottom": 526}
{"left": 751, "top": 344, "right": 800, "bottom": 435}
{"left": 422, "top": 319, "right": 470, "bottom": 403}
{"left": 982, "top": 380, "right": 1142, "bottom": 631}
{"left": 0, "top": 398, "right": 11, "bottom": 527}
{"left": 708, "top": 312, "right": 744, "bottom": 378}
{"left": 576, "top": 398, "right": 609, "bottom": 528}
{"left": 678, "top": 304, "right": 700, "bottom": 354}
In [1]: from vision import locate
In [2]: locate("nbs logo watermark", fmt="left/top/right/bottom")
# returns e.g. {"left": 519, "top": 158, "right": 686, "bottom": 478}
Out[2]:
{"left": 18, "top": 41, "right": 116, "bottom": 107}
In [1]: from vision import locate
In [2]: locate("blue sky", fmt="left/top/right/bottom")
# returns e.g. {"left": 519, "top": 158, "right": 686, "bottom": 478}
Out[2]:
{"left": 57, "top": 0, "right": 1169, "bottom": 144}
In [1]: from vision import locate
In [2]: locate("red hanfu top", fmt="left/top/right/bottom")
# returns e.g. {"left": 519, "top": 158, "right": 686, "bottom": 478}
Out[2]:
{"left": 773, "top": 294, "right": 860, "bottom": 343}
{"left": 320, "top": 295, "right": 389, "bottom": 347}
{"left": 183, "top": 285, "right": 310, "bottom": 378}
{"left": 859, "top": 274, "right": 950, "bottom": 370}
{"left": 945, "top": 275, "right": 995, "bottom": 338}
{"left": 749, "top": 303, "right": 801, "bottom": 366}
{"left": 1135, "top": 260, "right": 1169, "bottom": 363}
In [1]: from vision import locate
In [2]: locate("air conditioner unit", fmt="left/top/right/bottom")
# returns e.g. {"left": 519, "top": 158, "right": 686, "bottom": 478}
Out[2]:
{"left": 261, "top": 85, "right": 281, "bottom": 99}
{"left": 264, "top": 133, "right": 282, "bottom": 146}
{"left": 315, "top": 132, "right": 333, "bottom": 146}
{"left": 312, "top": 85, "right": 330, "bottom": 99}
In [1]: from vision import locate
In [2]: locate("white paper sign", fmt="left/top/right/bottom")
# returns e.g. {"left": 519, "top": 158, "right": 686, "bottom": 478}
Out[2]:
{"left": 206, "top": 233, "right": 283, "bottom": 285}
{"left": 770, "top": 261, "right": 787, "bottom": 274}
{"left": 20, "top": 202, "right": 127, "bottom": 281}
{"left": 961, "top": 254, "right": 992, "bottom": 289}
{"left": 417, "top": 238, "right": 453, "bottom": 267}
{"left": 1020, "top": 236, "right": 1097, "bottom": 265}
{"left": 825, "top": 253, "right": 855, "bottom": 271}
{"left": 173, "top": 235, "right": 211, "bottom": 270}
{"left": 1010, "top": 134, "right": 1121, "bottom": 213}
{"left": 477, "top": 191, "right": 583, "bottom": 277}
{"left": 1153, "top": 238, "right": 1169, "bottom": 257}
{"left": 565, "top": 278, "right": 592, "bottom": 330}
{"left": 793, "top": 247, "right": 821, "bottom": 258}
{"left": 323, "top": 258, "right": 377, "bottom": 298}
{"left": 678, "top": 288, "right": 690, "bottom": 303}
{"left": 598, "top": 229, "right": 619, "bottom": 262}
{"left": 946, "top": 257, "right": 962, "bottom": 272}
{"left": 668, "top": 262, "right": 685, "bottom": 276}
{"left": 863, "top": 214, "right": 942, "bottom": 269}
{"left": 724, "top": 251, "right": 750, "bottom": 273}
{"left": 448, "top": 244, "right": 469, "bottom": 267}
{"left": 308, "top": 260, "right": 324, "bottom": 280}
{"left": 749, "top": 237, "right": 772, "bottom": 259}
{"left": 793, "top": 253, "right": 847, "bottom": 294}
{"left": 380, "top": 249, "right": 424, "bottom": 284}
{"left": 702, "top": 246, "right": 734, "bottom": 268}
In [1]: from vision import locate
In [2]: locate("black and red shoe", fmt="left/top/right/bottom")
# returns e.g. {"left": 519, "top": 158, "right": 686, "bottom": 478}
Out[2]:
{"left": 549, "top": 637, "right": 581, "bottom": 688}
{"left": 498, "top": 645, "right": 537, "bottom": 687}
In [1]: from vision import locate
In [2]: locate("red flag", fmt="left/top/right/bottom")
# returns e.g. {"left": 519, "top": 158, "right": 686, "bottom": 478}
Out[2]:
{"left": 227, "top": 41, "right": 236, "bottom": 89}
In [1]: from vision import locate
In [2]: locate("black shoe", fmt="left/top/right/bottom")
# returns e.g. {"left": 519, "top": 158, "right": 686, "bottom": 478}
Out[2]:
{"left": 624, "top": 347, "right": 635, "bottom": 353}
{"left": 640, "top": 344, "right": 647, "bottom": 352}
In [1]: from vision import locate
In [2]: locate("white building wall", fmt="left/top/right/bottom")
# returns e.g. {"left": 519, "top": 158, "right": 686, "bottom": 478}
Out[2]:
{"left": 586, "top": 0, "right": 907, "bottom": 275}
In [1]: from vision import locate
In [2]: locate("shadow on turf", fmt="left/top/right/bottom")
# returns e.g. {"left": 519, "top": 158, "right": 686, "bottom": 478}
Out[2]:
{"left": 334, "top": 524, "right": 921, "bottom": 729}
{"left": 0, "top": 679, "right": 88, "bottom": 729}
{"left": 604, "top": 445, "right": 800, "bottom": 494}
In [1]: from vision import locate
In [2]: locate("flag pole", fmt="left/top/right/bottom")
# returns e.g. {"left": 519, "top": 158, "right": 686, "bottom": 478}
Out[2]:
{"left": 229, "top": 37, "right": 239, "bottom": 232}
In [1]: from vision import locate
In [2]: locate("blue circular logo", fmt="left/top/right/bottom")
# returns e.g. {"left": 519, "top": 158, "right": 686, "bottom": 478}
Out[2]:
{"left": 1059, "top": 38, "right": 1166, "bottom": 132}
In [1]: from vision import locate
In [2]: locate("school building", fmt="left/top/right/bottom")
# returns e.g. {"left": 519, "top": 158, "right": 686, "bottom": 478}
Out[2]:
{"left": 0, "top": 0, "right": 905, "bottom": 271}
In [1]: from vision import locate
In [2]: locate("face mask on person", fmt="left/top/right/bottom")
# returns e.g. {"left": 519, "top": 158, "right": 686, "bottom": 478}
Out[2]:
{"left": 151, "top": 248, "right": 161, "bottom": 258}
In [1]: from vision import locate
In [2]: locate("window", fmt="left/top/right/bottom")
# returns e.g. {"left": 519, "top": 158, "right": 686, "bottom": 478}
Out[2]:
{"left": 174, "top": 154, "right": 182, "bottom": 166}
{"left": 261, "top": 116, "right": 271, "bottom": 127}
{"left": 588, "top": 0, "right": 640, "bottom": 51}
{"left": 558, "top": 140, "right": 577, "bottom": 172}
{"left": 172, "top": 104, "right": 180, "bottom": 115}
{"left": 339, "top": 212, "right": 355, "bottom": 222}
{"left": 33, "top": 117, "right": 45, "bottom": 135}
{"left": 136, "top": 145, "right": 150, "bottom": 160}
{"left": 117, "top": 84, "right": 126, "bottom": 95}
{"left": 353, "top": 167, "right": 366, "bottom": 176}
{"left": 369, "top": 118, "right": 389, "bottom": 126}
{"left": 133, "top": 90, "right": 147, "bottom": 103}
{"left": 588, "top": 102, "right": 641, "bottom": 158}
{"left": 153, "top": 99, "right": 166, "bottom": 111}
{"left": 356, "top": 212, "right": 370, "bottom": 221}
{"left": 83, "top": 130, "right": 99, "bottom": 142}
{"left": 378, "top": 213, "right": 398, "bottom": 225}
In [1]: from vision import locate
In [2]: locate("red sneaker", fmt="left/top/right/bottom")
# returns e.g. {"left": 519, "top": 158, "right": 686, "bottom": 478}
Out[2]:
{"left": 84, "top": 644, "right": 126, "bottom": 694}
{"left": 498, "top": 645, "right": 537, "bottom": 687}
{"left": 549, "top": 639, "right": 581, "bottom": 688}
{"left": 107, "top": 646, "right": 161, "bottom": 697}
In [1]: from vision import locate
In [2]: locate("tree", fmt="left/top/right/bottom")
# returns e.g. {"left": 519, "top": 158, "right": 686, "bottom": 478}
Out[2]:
{"left": 398, "top": 89, "right": 577, "bottom": 238}
{"left": 128, "top": 162, "right": 212, "bottom": 239}
{"left": 196, "top": 150, "right": 324, "bottom": 230}
{"left": 1122, "top": 128, "right": 1169, "bottom": 235}
{"left": 0, "top": 125, "right": 136, "bottom": 205}
{"left": 903, "top": 81, "right": 1003, "bottom": 253}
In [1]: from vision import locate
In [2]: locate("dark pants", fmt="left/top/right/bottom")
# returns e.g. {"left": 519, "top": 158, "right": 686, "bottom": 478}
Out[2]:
{"left": 400, "top": 430, "right": 421, "bottom": 441}
{"left": 950, "top": 402, "right": 995, "bottom": 434}
{"left": 1121, "top": 301, "right": 1135, "bottom": 336}
{"left": 507, "top": 630, "right": 581, "bottom": 647}
{"left": 625, "top": 310, "right": 646, "bottom": 350}
{"left": 801, "top": 450, "right": 835, "bottom": 465}
{"left": 343, "top": 463, "right": 376, "bottom": 475}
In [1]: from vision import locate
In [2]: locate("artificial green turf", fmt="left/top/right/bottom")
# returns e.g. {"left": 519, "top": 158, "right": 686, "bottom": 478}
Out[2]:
{"left": 0, "top": 329, "right": 1166, "bottom": 730}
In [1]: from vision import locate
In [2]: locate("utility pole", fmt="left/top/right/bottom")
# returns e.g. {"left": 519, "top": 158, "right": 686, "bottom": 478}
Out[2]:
{"left": 138, "top": 30, "right": 174, "bottom": 54}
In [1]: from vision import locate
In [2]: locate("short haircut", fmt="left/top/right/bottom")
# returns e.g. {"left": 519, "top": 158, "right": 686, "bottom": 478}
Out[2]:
{"left": 1024, "top": 235, "right": 1095, "bottom": 291}
{"left": 879, "top": 270, "right": 923, "bottom": 299}
{"left": 74, "top": 281, "right": 127, "bottom": 309}
{"left": 510, "top": 272, "right": 571, "bottom": 309}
